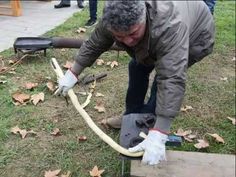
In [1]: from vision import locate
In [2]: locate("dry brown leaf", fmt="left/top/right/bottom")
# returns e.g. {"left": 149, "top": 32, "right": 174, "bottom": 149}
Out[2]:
{"left": 76, "top": 27, "right": 86, "bottom": 33}
{"left": 207, "top": 133, "right": 225, "bottom": 143}
{"left": 8, "top": 71, "right": 16, "bottom": 74}
{"left": 19, "top": 129, "right": 28, "bottom": 139}
{"left": 10, "top": 125, "right": 21, "bottom": 134}
{"left": 51, "top": 128, "right": 60, "bottom": 136}
{"left": 220, "top": 77, "right": 228, "bottom": 81}
{"left": 226, "top": 117, "right": 236, "bottom": 125}
{"left": 106, "top": 61, "right": 111, "bottom": 66}
{"left": 194, "top": 139, "right": 209, "bottom": 149}
{"left": 89, "top": 166, "right": 105, "bottom": 177}
{"left": 174, "top": 128, "right": 192, "bottom": 137}
{"left": 187, "top": 134, "right": 197, "bottom": 139}
{"left": 110, "top": 61, "right": 119, "bottom": 68}
{"left": 8, "top": 59, "right": 18, "bottom": 65}
{"left": 47, "top": 81, "right": 55, "bottom": 92}
{"left": 24, "top": 82, "right": 38, "bottom": 90}
{"left": 44, "top": 169, "right": 61, "bottom": 177}
{"left": 0, "top": 66, "right": 8, "bottom": 72}
{"left": 0, "top": 80, "right": 7, "bottom": 84}
{"left": 183, "top": 134, "right": 197, "bottom": 142}
{"left": 180, "top": 105, "right": 193, "bottom": 112}
{"left": 63, "top": 61, "right": 73, "bottom": 69}
{"left": 94, "top": 103, "right": 105, "bottom": 113}
{"left": 183, "top": 136, "right": 194, "bottom": 142}
{"left": 31, "top": 92, "right": 44, "bottom": 105}
{"left": 12, "top": 92, "right": 30, "bottom": 104}
{"left": 96, "top": 59, "right": 105, "bottom": 66}
{"left": 11, "top": 126, "right": 37, "bottom": 139}
{"left": 95, "top": 92, "right": 104, "bottom": 97}
{"left": 78, "top": 136, "right": 87, "bottom": 142}
{"left": 61, "top": 171, "right": 71, "bottom": 177}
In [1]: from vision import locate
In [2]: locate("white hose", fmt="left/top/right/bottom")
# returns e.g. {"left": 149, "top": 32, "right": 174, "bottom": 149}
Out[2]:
{"left": 51, "top": 58, "right": 143, "bottom": 157}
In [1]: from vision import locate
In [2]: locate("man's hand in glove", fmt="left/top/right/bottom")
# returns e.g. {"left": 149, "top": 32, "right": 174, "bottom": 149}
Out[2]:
{"left": 55, "top": 69, "right": 78, "bottom": 96}
{"left": 128, "top": 129, "right": 168, "bottom": 165}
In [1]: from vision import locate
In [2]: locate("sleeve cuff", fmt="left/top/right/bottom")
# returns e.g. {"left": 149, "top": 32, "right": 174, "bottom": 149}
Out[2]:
{"left": 71, "top": 62, "right": 85, "bottom": 75}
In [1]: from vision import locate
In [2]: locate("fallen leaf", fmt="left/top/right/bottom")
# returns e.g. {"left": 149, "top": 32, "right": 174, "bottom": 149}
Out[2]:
{"left": 187, "top": 134, "right": 197, "bottom": 139}
{"left": 47, "top": 81, "right": 55, "bottom": 92}
{"left": 180, "top": 105, "right": 193, "bottom": 112}
{"left": 174, "top": 128, "right": 192, "bottom": 137}
{"left": 61, "top": 171, "right": 71, "bottom": 177}
{"left": 226, "top": 117, "right": 236, "bottom": 125}
{"left": 89, "top": 166, "right": 104, "bottom": 177}
{"left": 0, "top": 66, "right": 8, "bottom": 72}
{"left": 95, "top": 92, "right": 104, "bottom": 97}
{"left": 8, "top": 59, "right": 18, "bottom": 65}
{"left": 31, "top": 92, "right": 44, "bottom": 105}
{"left": 183, "top": 134, "right": 197, "bottom": 142}
{"left": 63, "top": 61, "right": 73, "bottom": 69}
{"left": 12, "top": 92, "right": 30, "bottom": 104}
{"left": 94, "top": 102, "right": 105, "bottom": 113}
{"left": 24, "top": 82, "right": 38, "bottom": 90}
{"left": 76, "top": 27, "right": 86, "bottom": 33}
{"left": 106, "top": 61, "right": 111, "bottom": 66}
{"left": 0, "top": 80, "right": 7, "bottom": 84}
{"left": 220, "top": 77, "right": 228, "bottom": 81}
{"left": 10, "top": 125, "right": 21, "bottom": 134}
{"left": 19, "top": 129, "right": 28, "bottom": 139}
{"left": 207, "top": 133, "right": 225, "bottom": 143}
{"left": 10, "top": 126, "right": 35, "bottom": 139}
{"left": 8, "top": 71, "right": 16, "bottom": 74}
{"left": 78, "top": 136, "right": 87, "bottom": 142}
{"left": 44, "top": 169, "right": 61, "bottom": 177}
{"left": 96, "top": 59, "right": 104, "bottom": 66}
{"left": 111, "top": 61, "right": 119, "bottom": 68}
{"left": 51, "top": 128, "right": 61, "bottom": 136}
{"left": 194, "top": 139, "right": 209, "bottom": 149}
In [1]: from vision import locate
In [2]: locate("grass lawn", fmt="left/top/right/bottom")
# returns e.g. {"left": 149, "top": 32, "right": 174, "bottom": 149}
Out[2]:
{"left": 0, "top": 1, "right": 235, "bottom": 177}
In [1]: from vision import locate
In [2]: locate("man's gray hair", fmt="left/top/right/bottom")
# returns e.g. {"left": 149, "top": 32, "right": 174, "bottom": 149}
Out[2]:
{"left": 102, "top": 0, "right": 146, "bottom": 32}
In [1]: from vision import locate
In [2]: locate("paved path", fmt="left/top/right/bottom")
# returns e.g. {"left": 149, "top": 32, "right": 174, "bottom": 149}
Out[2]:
{"left": 0, "top": 1, "right": 82, "bottom": 52}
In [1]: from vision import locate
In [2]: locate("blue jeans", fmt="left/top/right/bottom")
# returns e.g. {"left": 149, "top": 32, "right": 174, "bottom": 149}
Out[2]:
{"left": 204, "top": 0, "right": 216, "bottom": 14}
{"left": 89, "top": 0, "right": 97, "bottom": 21}
{"left": 125, "top": 59, "right": 156, "bottom": 115}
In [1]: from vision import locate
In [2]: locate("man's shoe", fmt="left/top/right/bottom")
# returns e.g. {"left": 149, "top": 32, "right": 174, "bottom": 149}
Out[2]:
{"left": 100, "top": 116, "right": 122, "bottom": 129}
{"left": 54, "top": 3, "right": 70, "bottom": 9}
{"left": 77, "top": 3, "right": 84, "bottom": 9}
{"left": 85, "top": 19, "right": 97, "bottom": 28}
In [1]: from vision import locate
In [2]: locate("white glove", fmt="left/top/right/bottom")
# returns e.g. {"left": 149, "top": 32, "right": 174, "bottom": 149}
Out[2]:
{"left": 55, "top": 69, "right": 78, "bottom": 96}
{"left": 128, "top": 130, "right": 168, "bottom": 165}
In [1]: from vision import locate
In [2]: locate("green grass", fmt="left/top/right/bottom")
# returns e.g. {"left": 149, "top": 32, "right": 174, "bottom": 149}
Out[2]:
{"left": 0, "top": 1, "right": 235, "bottom": 177}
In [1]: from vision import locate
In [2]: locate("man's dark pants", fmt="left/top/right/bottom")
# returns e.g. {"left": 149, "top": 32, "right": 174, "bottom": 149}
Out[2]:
{"left": 89, "top": 0, "right": 97, "bottom": 21}
{"left": 124, "top": 54, "right": 209, "bottom": 116}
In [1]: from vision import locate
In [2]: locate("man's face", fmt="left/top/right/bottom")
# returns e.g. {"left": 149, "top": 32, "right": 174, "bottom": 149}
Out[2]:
{"left": 110, "top": 23, "right": 146, "bottom": 47}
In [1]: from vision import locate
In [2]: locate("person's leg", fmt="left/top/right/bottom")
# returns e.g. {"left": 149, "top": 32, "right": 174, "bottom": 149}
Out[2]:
{"left": 54, "top": 0, "right": 71, "bottom": 8}
{"left": 101, "top": 58, "right": 154, "bottom": 129}
{"left": 85, "top": 0, "right": 98, "bottom": 27}
{"left": 125, "top": 58, "right": 155, "bottom": 114}
{"left": 77, "top": 0, "right": 84, "bottom": 8}
{"left": 203, "top": 0, "right": 216, "bottom": 14}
